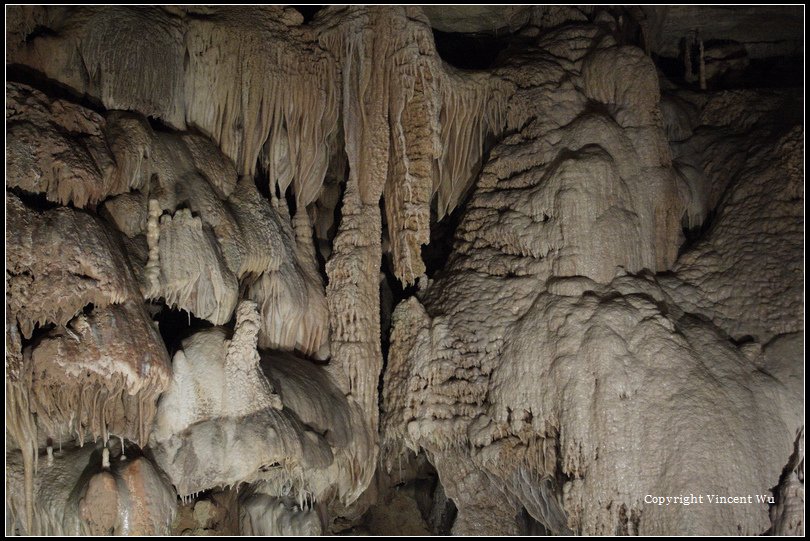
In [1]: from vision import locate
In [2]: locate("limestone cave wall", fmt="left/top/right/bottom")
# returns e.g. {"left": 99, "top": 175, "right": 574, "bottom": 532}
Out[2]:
{"left": 4, "top": 5, "right": 804, "bottom": 536}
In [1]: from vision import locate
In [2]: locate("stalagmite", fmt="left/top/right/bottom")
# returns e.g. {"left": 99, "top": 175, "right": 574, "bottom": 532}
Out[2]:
{"left": 769, "top": 430, "right": 805, "bottom": 535}
{"left": 382, "top": 10, "right": 802, "bottom": 536}
{"left": 150, "top": 321, "right": 362, "bottom": 504}
{"left": 224, "top": 301, "right": 283, "bottom": 414}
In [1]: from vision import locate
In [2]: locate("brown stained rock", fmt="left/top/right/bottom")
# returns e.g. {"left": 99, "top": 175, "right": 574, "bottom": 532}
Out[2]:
{"left": 6, "top": 193, "right": 141, "bottom": 339}
{"left": 116, "top": 457, "right": 177, "bottom": 535}
{"left": 192, "top": 500, "right": 215, "bottom": 529}
{"left": 79, "top": 471, "right": 118, "bottom": 535}
{"left": 6, "top": 83, "right": 239, "bottom": 214}
{"left": 6, "top": 83, "right": 117, "bottom": 208}
{"left": 28, "top": 302, "right": 171, "bottom": 446}
{"left": 170, "top": 497, "right": 236, "bottom": 535}
{"left": 8, "top": 5, "right": 513, "bottom": 289}
{"left": 7, "top": 443, "right": 175, "bottom": 535}
{"left": 363, "top": 485, "right": 432, "bottom": 536}
{"left": 421, "top": 5, "right": 531, "bottom": 34}
{"left": 7, "top": 6, "right": 338, "bottom": 198}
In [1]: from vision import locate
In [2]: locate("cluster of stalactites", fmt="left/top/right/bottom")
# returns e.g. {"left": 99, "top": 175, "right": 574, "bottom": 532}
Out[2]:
{"left": 317, "top": 6, "right": 514, "bottom": 286}
{"left": 7, "top": 6, "right": 516, "bottom": 289}
{"left": 98, "top": 113, "right": 330, "bottom": 357}
{"left": 434, "top": 71, "right": 513, "bottom": 221}
{"left": 7, "top": 6, "right": 340, "bottom": 212}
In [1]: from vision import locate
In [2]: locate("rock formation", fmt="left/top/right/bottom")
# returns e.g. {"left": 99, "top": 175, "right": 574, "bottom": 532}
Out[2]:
{"left": 5, "top": 5, "right": 804, "bottom": 536}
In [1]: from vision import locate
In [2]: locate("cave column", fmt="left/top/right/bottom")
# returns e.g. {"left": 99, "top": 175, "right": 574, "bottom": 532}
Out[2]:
{"left": 323, "top": 7, "right": 393, "bottom": 462}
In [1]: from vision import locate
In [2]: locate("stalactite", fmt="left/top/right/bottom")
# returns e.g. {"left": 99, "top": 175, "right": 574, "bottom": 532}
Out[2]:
{"left": 381, "top": 19, "right": 442, "bottom": 286}
{"left": 434, "top": 71, "right": 512, "bottom": 220}
{"left": 9, "top": 7, "right": 339, "bottom": 211}
{"left": 5, "top": 380, "right": 37, "bottom": 534}
{"left": 7, "top": 442, "right": 177, "bottom": 535}
{"left": 6, "top": 193, "right": 141, "bottom": 338}
{"left": 240, "top": 493, "right": 322, "bottom": 535}
{"left": 153, "top": 209, "right": 238, "bottom": 325}
{"left": 6, "top": 83, "right": 119, "bottom": 208}
{"left": 291, "top": 210, "right": 331, "bottom": 359}
{"left": 183, "top": 8, "right": 340, "bottom": 202}
{"left": 382, "top": 13, "right": 802, "bottom": 536}
{"left": 5, "top": 308, "right": 37, "bottom": 534}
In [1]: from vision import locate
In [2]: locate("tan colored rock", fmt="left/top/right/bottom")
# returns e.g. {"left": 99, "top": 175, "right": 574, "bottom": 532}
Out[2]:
{"left": 150, "top": 303, "right": 367, "bottom": 505}
{"left": 79, "top": 471, "right": 118, "bottom": 535}
{"left": 6, "top": 193, "right": 141, "bottom": 338}
{"left": 661, "top": 92, "right": 803, "bottom": 343}
{"left": 7, "top": 443, "right": 176, "bottom": 535}
{"left": 28, "top": 301, "right": 171, "bottom": 445}
{"left": 383, "top": 17, "right": 801, "bottom": 537}
{"left": 8, "top": 6, "right": 338, "bottom": 201}
{"left": 155, "top": 209, "right": 238, "bottom": 325}
{"left": 4, "top": 5, "right": 804, "bottom": 537}
{"left": 6, "top": 83, "right": 117, "bottom": 207}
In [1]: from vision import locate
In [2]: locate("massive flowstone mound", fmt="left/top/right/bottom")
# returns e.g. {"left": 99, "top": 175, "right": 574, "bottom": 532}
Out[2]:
{"left": 381, "top": 9, "right": 803, "bottom": 537}
{"left": 5, "top": 5, "right": 804, "bottom": 536}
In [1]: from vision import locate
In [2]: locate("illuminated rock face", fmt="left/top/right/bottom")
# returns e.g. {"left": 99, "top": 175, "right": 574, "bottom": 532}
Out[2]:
{"left": 6, "top": 442, "right": 177, "bottom": 536}
{"left": 5, "top": 6, "right": 803, "bottom": 536}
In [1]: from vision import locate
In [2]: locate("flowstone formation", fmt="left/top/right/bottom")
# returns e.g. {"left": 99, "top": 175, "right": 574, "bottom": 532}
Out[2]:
{"left": 5, "top": 5, "right": 804, "bottom": 536}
